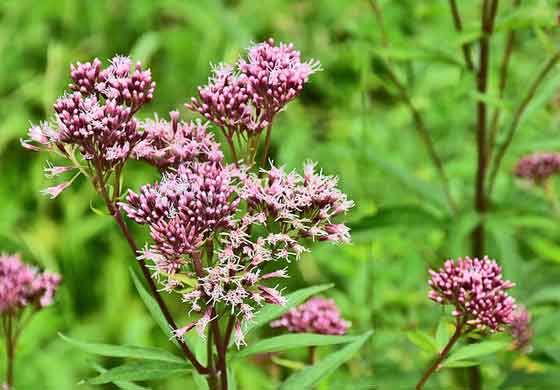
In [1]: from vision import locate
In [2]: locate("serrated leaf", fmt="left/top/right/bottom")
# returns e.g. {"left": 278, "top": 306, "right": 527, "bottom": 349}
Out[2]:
{"left": 59, "top": 333, "right": 184, "bottom": 363}
{"left": 407, "top": 331, "right": 438, "bottom": 354}
{"left": 243, "top": 284, "right": 333, "bottom": 337}
{"left": 234, "top": 334, "right": 359, "bottom": 359}
{"left": 443, "top": 341, "right": 509, "bottom": 367}
{"left": 87, "top": 361, "right": 191, "bottom": 384}
{"left": 279, "top": 331, "right": 372, "bottom": 390}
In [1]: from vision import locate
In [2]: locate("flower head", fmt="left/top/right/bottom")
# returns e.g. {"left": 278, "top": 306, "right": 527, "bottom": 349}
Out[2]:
{"left": 514, "top": 152, "right": 560, "bottom": 183}
{"left": 121, "top": 162, "right": 240, "bottom": 261}
{"left": 270, "top": 297, "right": 350, "bottom": 335}
{"left": 428, "top": 256, "right": 516, "bottom": 332}
{"left": 239, "top": 38, "right": 321, "bottom": 115}
{"left": 509, "top": 306, "right": 532, "bottom": 352}
{"left": 22, "top": 55, "right": 156, "bottom": 184}
{"left": 187, "top": 39, "right": 320, "bottom": 135}
{"left": 0, "top": 254, "right": 61, "bottom": 313}
{"left": 133, "top": 111, "right": 223, "bottom": 169}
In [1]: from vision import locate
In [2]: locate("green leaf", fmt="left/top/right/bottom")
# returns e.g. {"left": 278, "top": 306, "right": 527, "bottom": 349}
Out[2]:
{"left": 59, "top": 333, "right": 184, "bottom": 363}
{"left": 349, "top": 205, "right": 442, "bottom": 233}
{"left": 271, "top": 356, "right": 306, "bottom": 370}
{"left": 244, "top": 284, "right": 333, "bottom": 337}
{"left": 435, "top": 321, "right": 453, "bottom": 351}
{"left": 87, "top": 361, "right": 191, "bottom": 384}
{"left": 407, "top": 331, "right": 438, "bottom": 354}
{"left": 279, "top": 331, "right": 372, "bottom": 390}
{"left": 442, "top": 360, "right": 479, "bottom": 368}
{"left": 130, "top": 32, "right": 161, "bottom": 64}
{"left": 363, "top": 153, "right": 448, "bottom": 210}
{"left": 528, "top": 285, "right": 560, "bottom": 305}
{"left": 129, "top": 268, "right": 179, "bottom": 348}
{"left": 90, "top": 363, "right": 148, "bottom": 390}
{"left": 443, "top": 341, "right": 509, "bottom": 367}
{"left": 234, "top": 334, "right": 360, "bottom": 359}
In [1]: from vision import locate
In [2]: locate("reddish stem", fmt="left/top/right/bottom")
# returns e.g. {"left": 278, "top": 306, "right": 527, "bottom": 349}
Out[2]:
{"left": 416, "top": 319, "right": 464, "bottom": 389}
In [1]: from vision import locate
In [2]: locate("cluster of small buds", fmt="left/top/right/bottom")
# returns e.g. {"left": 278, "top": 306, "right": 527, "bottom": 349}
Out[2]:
{"left": 428, "top": 256, "right": 516, "bottom": 332}
{"left": 133, "top": 111, "right": 223, "bottom": 169}
{"left": 0, "top": 254, "right": 61, "bottom": 314}
{"left": 509, "top": 306, "right": 533, "bottom": 352}
{"left": 270, "top": 297, "right": 350, "bottom": 335}
{"left": 240, "top": 161, "right": 354, "bottom": 243}
{"left": 514, "top": 152, "right": 560, "bottom": 183}
{"left": 121, "top": 161, "right": 240, "bottom": 261}
{"left": 238, "top": 38, "right": 321, "bottom": 115}
{"left": 21, "top": 55, "right": 155, "bottom": 198}
{"left": 186, "top": 39, "right": 320, "bottom": 135}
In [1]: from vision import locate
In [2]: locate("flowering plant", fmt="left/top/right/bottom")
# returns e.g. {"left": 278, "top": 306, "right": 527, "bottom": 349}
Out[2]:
{"left": 23, "top": 40, "right": 371, "bottom": 389}
{"left": 0, "top": 254, "right": 61, "bottom": 389}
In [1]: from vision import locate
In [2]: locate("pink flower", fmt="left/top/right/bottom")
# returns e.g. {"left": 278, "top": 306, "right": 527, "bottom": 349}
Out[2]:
{"left": 271, "top": 297, "right": 350, "bottom": 335}
{"left": 41, "top": 182, "right": 71, "bottom": 199}
{"left": 44, "top": 163, "right": 75, "bottom": 178}
{"left": 428, "top": 256, "right": 516, "bottom": 331}
{"left": 509, "top": 306, "right": 532, "bottom": 352}
{"left": 133, "top": 112, "right": 223, "bottom": 169}
{"left": 514, "top": 152, "right": 560, "bottom": 183}
{"left": 0, "top": 254, "right": 61, "bottom": 313}
{"left": 234, "top": 321, "right": 246, "bottom": 349}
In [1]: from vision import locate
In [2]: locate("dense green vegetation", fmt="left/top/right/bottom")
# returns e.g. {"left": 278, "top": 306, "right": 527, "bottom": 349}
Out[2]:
{"left": 1, "top": 0, "right": 560, "bottom": 388}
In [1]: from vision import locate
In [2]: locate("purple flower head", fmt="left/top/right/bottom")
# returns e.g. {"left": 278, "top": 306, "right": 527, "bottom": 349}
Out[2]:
{"left": 121, "top": 162, "right": 240, "bottom": 261}
{"left": 428, "top": 256, "right": 516, "bottom": 332}
{"left": 133, "top": 111, "right": 223, "bottom": 169}
{"left": 240, "top": 161, "right": 354, "bottom": 243}
{"left": 239, "top": 38, "right": 321, "bottom": 116}
{"left": 509, "top": 305, "right": 532, "bottom": 352}
{"left": 0, "top": 254, "right": 61, "bottom": 313}
{"left": 22, "top": 55, "right": 156, "bottom": 193}
{"left": 185, "top": 64, "right": 264, "bottom": 135}
{"left": 187, "top": 39, "right": 319, "bottom": 135}
{"left": 270, "top": 297, "right": 350, "bottom": 335}
{"left": 514, "top": 152, "right": 560, "bottom": 183}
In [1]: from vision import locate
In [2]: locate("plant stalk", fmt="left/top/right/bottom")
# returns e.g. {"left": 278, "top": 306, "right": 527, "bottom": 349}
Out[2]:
{"left": 92, "top": 164, "right": 208, "bottom": 374}
{"left": 416, "top": 319, "right": 464, "bottom": 390}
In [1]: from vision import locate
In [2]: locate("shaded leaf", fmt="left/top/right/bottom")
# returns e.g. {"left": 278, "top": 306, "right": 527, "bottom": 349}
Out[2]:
{"left": 279, "top": 331, "right": 372, "bottom": 390}
{"left": 59, "top": 333, "right": 184, "bottom": 363}
{"left": 444, "top": 341, "right": 509, "bottom": 367}
{"left": 234, "top": 334, "right": 359, "bottom": 359}
{"left": 407, "top": 331, "right": 438, "bottom": 354}
{"left": 87, "top": 361, "right": 190, "bottom": 384}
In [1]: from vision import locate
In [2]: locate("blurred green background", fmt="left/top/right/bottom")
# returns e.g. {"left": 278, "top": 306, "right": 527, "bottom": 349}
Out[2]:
{"left": 2, "top": 0, "right": 560, "bottom": 388}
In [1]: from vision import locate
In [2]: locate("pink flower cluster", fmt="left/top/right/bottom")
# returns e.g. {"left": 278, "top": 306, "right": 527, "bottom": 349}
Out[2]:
{"left": 270, "top": 297, "right": 350, "bottom": 335}
{"left": 428, "top": 256, "right": 516, "bottom": 331}
{"left": 240, "top": 162, "right": 354, "bottom": 243}
{"left": 509, "top": 306, "right": 532, "bottom": 352}
{"left": 0, "top": 254, "right": 61, "bottom": 314}
{"left": 121, "top": 162, "right": 239, "bottom": 263}
{"left": 514, "top": 152, "right": 560, "bottom": 183}
{"left": 122, "top": 160, "right": 353, "bottom": 346}
{"left": 133, "top": 111, "right": 223, "bottom": 169}
{"left": 186, "top": 39, "right": 320, "bottom": 135}
{"left": 22, "top": 55, "right": 155, "bottom": 197}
